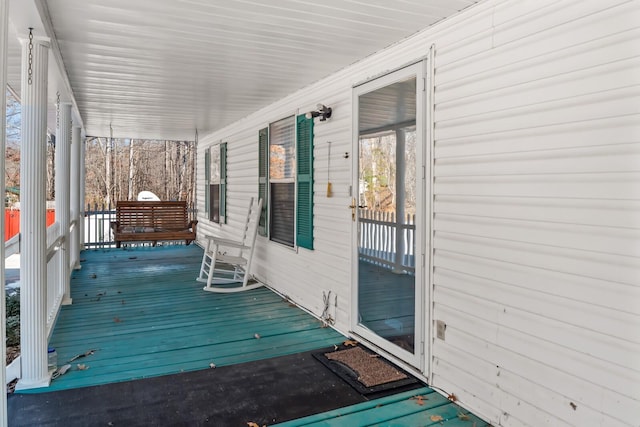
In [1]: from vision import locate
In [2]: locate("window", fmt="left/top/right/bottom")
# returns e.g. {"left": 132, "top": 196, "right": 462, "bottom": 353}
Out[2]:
{"left": 205, "top": 143, "right": 227, "bottom": 224}
{"left": 258, "top": 114, "right": 314, "bottom": 249}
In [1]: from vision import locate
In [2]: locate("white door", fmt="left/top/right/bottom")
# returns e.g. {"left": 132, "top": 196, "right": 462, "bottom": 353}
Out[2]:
{"left": 351, "top": 62, "right": 428, "bottom": 369}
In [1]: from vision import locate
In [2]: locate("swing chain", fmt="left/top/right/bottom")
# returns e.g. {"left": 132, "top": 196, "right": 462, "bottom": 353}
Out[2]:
{"left": 56, "top": 92, "right": 60, "bottom": 129}
{"left": 27, "top": 28, "right": 34, "bottom": 85}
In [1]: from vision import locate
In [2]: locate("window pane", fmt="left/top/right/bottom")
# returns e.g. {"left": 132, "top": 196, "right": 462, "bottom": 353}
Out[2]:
{"left": 270, "top": 182, "right": 294, "bottom": 246}
{"left": 269, "top": 116, "right": 295, "bottom": 180}
{"left": 209, "top": 184, "right": 220, "bottom": 223}
{"left": 210, "top": 145, "right": 221, "bottom": 184}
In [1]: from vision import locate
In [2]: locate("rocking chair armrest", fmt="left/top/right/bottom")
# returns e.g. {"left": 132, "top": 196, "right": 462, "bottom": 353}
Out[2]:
{"left": 188, "top": 220, "right": 198, "bottom": 233}
{"left": 204, "top": 235, "right": 250, "bottom": 250}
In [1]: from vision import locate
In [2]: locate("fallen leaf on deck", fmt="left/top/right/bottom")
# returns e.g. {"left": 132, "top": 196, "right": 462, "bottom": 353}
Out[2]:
{"left": 412, "top": 396, "right": 429, "bottom": 406}
{"left": 412, "top": 395, "right": 426, "bottom": 406}
{"left": 447, "top": 393, "right": 458, "bottom": 402}
{"left": 430, "top": 415, "right": 443, "bottom": 422}
{"left": 458, "top": 412, "right": 470, "bottom": 421}
{"left": 77, "top": 364, "right": 89, "bottom": 370}
{"left": 114, "top": 317, "right": 122, "bottom": 323}
{"left": 254, "top": 333, "right": 261, "bottom": 339}
{"left": 343, "top": 339, "right": 358, "bottom": 347}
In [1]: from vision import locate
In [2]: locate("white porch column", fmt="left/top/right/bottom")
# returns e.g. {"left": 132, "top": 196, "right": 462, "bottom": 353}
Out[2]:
{"left": 56, "top": 102, "right": 72, "bottom": 304}
{"left": 80, "top": 134, "right": 86, "bottom": 244}
{"left": 17, "top": 34, "right": 51, "bottom": 390}
{"left": 70, "top": 125, "right": 82, "bottom": 269}
{"left": 1, "top": 0, "right": 9, "bottom": 422}
{"left": 394, "top": 128, "right": 406, "bottom": 272}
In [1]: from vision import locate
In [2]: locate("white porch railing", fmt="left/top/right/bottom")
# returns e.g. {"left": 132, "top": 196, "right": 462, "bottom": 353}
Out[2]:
{"left": 4, "top": 233, "right": 20, "bottom": 258}
{"left": 4, "top": 218, "right": 73, "bottom": 386}
{"left": 358, "top": 209, "right": 415, "bottom": 273}
{"left": 45, "top": 222, "right": 65, "bottom": 337}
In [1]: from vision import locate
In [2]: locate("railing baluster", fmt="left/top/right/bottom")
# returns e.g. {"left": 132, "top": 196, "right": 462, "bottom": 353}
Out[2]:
{"left": 357, "top": 208, "right": 415, "bottom": 274}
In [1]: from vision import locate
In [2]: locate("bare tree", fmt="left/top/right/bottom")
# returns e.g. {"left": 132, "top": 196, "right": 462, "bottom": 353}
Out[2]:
{"left": 104, "top": 137, "right": 113, "bottom": 206}
{"left": 128, "top": 139, "right": 135, "bottom": 200}
{"left": 82, "top": 138, "right": 195, "bottom": 206}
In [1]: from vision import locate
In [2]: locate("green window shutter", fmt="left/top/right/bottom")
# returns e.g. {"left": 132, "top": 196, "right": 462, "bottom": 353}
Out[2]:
{"left": 296, "top": 114, "right": 314, "bottom": 249}
{"left": 258, "top": 127, "right": 269, "bottom": 236}
{"left": 220, "top": 143, "right": 227, "bottom": 223}
{"left": 204, "top": 148, "right": 210, "bottom": 217}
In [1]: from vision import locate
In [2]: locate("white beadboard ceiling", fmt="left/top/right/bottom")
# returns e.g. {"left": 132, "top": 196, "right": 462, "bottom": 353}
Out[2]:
{"left": 7, "top": 0, "right": 477, "bottom": 140}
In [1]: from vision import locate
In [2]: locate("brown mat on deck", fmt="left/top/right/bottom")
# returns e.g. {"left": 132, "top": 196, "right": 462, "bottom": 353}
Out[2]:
{"left": 313, "top": 345, "right": 419, "bottom": 395}
{"left": 326, "top": 346, "right": 408, "bottom": 387}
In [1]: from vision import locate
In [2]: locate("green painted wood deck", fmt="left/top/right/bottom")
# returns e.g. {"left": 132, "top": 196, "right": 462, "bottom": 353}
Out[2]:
{"left": 17, "top": 244, "right": 490, "bottom": 427}
{"left": 28, "top": 245, "right": 343, "bottom": 392}
{"left": 274, "top": 387, "right": 490, "bottom": 427}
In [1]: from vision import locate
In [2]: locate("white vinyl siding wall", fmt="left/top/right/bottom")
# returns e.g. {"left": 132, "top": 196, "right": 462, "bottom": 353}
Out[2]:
{"left": 196, "top": 1, "right": 640, "bottom": 426}
{"left": 430, "top": 1, "right": 640, "bottom": 426}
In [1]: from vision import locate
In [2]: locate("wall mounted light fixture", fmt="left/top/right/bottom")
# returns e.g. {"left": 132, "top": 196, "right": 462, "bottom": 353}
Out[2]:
{"left": 305, "top": 104, "right": 332, "bottom": 121}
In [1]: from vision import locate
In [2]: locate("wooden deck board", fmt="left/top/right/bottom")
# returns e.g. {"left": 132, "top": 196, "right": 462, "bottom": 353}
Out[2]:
{"left": 273, "top": 386, "right": 489, "bottom": 426}
{"left": 23, "top": 245, "right": 343, "bottom": 392}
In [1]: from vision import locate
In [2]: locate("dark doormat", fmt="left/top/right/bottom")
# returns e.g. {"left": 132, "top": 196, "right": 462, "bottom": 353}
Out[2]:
{"left": 313, "top": 344, "right": 419, "bottom": 395}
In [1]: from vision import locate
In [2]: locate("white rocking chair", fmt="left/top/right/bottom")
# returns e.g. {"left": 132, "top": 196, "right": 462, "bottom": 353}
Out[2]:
{"left": 197, "top": 197, "right": 264, "bottom": 293}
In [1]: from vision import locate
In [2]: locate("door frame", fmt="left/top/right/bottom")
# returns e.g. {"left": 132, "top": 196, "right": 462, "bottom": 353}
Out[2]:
{"left": 350, "top": 60, "right": 429, "bottom": 372}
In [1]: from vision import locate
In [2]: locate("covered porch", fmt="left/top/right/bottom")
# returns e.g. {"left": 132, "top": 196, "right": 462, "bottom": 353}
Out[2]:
{"left": 4, "top": 0, "right": 635, "bottom": 426}
{"left": 2, "top": 2, "right": 488, "bottom": 424}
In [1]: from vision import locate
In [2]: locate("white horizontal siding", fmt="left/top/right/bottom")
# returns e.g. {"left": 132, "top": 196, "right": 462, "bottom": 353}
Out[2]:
{"left": 195, "top": 0, "right": 640, "bottom": 425}
{"left": 431, "top": 0, "right": 640, "bottom": 426}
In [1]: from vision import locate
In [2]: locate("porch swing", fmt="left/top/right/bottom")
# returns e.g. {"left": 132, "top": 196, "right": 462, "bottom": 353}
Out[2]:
{"left": 196, "top": 197, "right": 264, "bottom": 293}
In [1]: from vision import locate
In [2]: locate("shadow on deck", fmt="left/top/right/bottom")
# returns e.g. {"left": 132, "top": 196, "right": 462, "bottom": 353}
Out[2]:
{"left": 8, "top": 245, "right": 489, "bottom": 426}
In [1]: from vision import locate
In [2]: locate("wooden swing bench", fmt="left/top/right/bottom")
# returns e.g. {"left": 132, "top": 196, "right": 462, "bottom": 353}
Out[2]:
{"left": 111, "top": 201, "right": 197, "bottom": 248}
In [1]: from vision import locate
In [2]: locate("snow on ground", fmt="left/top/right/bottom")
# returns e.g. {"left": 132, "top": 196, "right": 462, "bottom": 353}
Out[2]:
{"left": 5, "top": 253, "right": 20, "bottom": 295}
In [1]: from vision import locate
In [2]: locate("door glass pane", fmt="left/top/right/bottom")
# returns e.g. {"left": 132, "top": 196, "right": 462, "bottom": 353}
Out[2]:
{"left": 357, "top": 76, "right": 416, "bottom": 354}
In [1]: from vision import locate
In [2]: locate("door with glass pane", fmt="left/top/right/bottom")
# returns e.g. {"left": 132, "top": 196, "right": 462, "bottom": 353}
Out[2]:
{"left": 352, "top": 63, "right": 426, "bottom": 368}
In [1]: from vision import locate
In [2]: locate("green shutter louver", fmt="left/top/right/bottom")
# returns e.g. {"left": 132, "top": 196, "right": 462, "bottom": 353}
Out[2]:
{"left": 296, "top": 114, "right": 314, "bottom": 250}
{"left": 258, "top": 127, "right": 269, "bottom": 236}
{"left": 204, "top": 148, "right": 210, "bottom": 217}
{"left": 220, "top": 143, "right": 227, "bottom": 223}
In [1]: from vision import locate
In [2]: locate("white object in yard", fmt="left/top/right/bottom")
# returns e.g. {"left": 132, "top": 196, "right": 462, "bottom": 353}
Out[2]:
{"left": 137, "top": 191, "right": 160, "bottom": 201}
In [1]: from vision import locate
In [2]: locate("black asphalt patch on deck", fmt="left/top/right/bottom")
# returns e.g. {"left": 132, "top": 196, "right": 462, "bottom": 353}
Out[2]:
{"left": 8, "top": 348, "right": 424, "bottom": 426}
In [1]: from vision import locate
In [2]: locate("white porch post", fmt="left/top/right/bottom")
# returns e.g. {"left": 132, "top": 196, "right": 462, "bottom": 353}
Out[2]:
{"left": 80, "top": 133, "right": 86, "bottom": 244}
{"left": 394, "top": 128, "right": 406, "bottom": 272}
{"left": 56, "top": 102, "right": 72, "bottom": 304}
{"left": 70, "top": 125, "right": 82, "bottom": 269}
{"left": 1, "top": 0, "right": 9, "bottom": 422}
{"left": 17, "top": 34, "right": 51, "bottom": 390}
